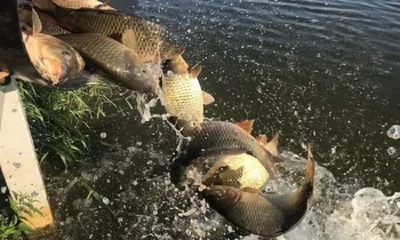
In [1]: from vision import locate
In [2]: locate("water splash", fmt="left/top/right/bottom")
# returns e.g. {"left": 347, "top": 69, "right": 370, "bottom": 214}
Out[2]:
{"left": 43, "top": 146, "right": 400, "bottom": 239}
{"left": 387, "top": 125, "right": 400, "bottom": 140}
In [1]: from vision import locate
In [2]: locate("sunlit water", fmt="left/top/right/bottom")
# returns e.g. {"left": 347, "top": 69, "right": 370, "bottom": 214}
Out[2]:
{"left": 5, "top": 0, "right": 399, "bottom": 239}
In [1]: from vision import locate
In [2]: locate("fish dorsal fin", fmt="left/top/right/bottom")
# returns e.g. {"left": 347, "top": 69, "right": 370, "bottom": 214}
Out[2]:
{"left": 189, "top": 64, "right": 202, "bottom": 79}
{"left": 265, "top": 134, "right": 280, "bottom": 156}
{"left": 257, "top": 134, "right": 268, "bottom": 145}
{"left": 122, "top": 29, "right": 138, "bottom": 54}
{"left": 242, "top": 187, "right": 260, "bottom": 194}
{"left": 161, "top": 44, "right": 185, "bottom": 60}
{"left": 31, "top": 8, "right": 42, "bottom": 35}
{"left": 202, "top": 91, "right": 215, "bottom": 105}
{"left": 236, "top": 120, "right": 254, "bottom": 134}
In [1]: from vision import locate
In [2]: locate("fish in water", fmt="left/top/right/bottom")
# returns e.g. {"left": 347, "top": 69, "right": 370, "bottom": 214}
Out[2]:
{"left": 202, "top": 144, "right": 315, "bottom": 238}
{"left": 21, "top": 8, "right": 84, "bottom": 85}
{"left": 49, "top": 0, "right": 115, "bottom": 10}
{"left": 170, "top": 120, "right": 281, "bottom": 186}
{"left": 201, "top": 152, "right": 270, "bottom": 190}
{"left": 161, "top": 58, "right": 214, "bottom": 126}
{"left": 32, "top": 0, "right": 184, "bottom": 62}
{"left": 56, "top": 32, "right": 161, "bottom": 93}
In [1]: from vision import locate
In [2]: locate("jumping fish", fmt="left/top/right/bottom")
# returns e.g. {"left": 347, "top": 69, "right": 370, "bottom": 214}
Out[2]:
{"left": 170, "top": 120, "right": 281, "bottom": 186}
{"left": 56, "top": 32, "right": 161, "bottom": 93}
{"left": 202, "top": 144, "right": 315, "bottom": 238}
{"left": 21, "top": 8, "right": 84, "bottom": 85}
{"left": 161, "top": 56, "right": 214, "bottom": 126}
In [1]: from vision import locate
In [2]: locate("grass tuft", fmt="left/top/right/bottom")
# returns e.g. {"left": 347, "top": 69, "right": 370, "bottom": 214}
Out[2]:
{"left": 18, "top": 82, "right": 121, "bottom": 169}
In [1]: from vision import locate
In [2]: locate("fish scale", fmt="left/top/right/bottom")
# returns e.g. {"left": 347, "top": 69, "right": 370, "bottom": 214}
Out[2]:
{"left": 161, "top": 73, "right": 204, "bottom": 123}
{"left": 202, "top": 153, "right": 270, "bottom": 190}
{"left": 41, "top": 5, "right": 168, "bottom": 62}
{"left": 56, "top": 33, "right": 160, "bottom": 92}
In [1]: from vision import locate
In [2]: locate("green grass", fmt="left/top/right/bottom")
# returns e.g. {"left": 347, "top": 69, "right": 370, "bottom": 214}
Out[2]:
{"left": 0, "top": 192, "right": 43, "bottom": 240}
{"left": 18, "top": 81, "right": 123, "bottom": 168}
{"left": 0, "top": 81, "right": 135, "bottom": 238}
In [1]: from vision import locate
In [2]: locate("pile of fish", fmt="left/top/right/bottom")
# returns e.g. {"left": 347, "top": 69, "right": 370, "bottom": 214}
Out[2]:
{"left": 2, "top": 0, "right": 317, "bottom": 238}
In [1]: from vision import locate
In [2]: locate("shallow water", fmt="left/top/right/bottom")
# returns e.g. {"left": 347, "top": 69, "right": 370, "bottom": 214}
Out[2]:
{"left": 2, "top": 0, "right": 400, "bottom": 239}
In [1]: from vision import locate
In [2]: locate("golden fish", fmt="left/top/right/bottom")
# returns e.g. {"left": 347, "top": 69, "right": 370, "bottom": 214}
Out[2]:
{"left": 202, "top": 152, "right": 270, "bottom": 190}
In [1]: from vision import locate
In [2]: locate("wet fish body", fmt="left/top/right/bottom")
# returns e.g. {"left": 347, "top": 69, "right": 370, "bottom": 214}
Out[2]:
{"left": 202, "top": 153, "right": 270, "bottom": 190}
{"left": 56, "top": 33, "right": 160, "bottom": 93}
{"left": 22, "top": 9, "right": 84, "bottom": 84}
{"left": 33, "top": 0, "right": 181, "bottom": 62}
{"left": 170, "top": 121, "right": 278, "bottom": 185}
{"left": 202, "top": 144, "right": 315, "bottom": 238}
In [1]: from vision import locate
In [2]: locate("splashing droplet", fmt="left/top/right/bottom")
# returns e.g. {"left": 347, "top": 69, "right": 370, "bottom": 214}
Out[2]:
{"left": 387, "top": 125, "right": 400, "bottom": 140}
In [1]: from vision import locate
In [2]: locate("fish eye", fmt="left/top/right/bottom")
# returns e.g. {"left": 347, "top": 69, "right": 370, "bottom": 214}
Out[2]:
{"left": 142, "top": 69, "right": 147, "bottom": 73}
{"left": 61, "top": 51, "right": 71, "bottom": 57}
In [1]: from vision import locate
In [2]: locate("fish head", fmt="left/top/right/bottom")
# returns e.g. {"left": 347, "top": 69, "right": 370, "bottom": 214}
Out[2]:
{"left": 122, "top": 51, "right": 162, "bottom": 93}
{"left": 33, "top": 35, "right": 85, "bottom": 84}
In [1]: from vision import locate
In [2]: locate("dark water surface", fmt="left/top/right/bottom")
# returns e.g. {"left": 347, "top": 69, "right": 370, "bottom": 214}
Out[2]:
{"left": 132, "top": 0, "right": 400, "bottom": 193}
{"left": 37, "top": 0, "right": 400, "bottom": 239}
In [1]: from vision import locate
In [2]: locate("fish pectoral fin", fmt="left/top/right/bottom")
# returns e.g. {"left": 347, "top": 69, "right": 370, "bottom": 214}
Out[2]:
{"left": 203, "top": 185, "right": 242, "bottom": 206}
{"left": 122, "top": 29, "right": 139, "bottom": 54}
{"left": 202, "top": 91, "right": 215, "bottom": 105}
{"left": 265, "top": 134, "right": 280, "bottom": 156}
{"left": 235, "top": 120, "right": 255, "bottom": 134}
{"left": 31, "top": 8, "right": 42, "bottom": 35}
{"left": 189, "top": 63, "right": 202, "bottom": 78}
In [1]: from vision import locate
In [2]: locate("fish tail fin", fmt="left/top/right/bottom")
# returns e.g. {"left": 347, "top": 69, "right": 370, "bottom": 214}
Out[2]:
{"left": 265, "top": 134, "right": 280, "bottom": 156}
{"left": 303, "top": 143, "right": 315, "bottom": 197}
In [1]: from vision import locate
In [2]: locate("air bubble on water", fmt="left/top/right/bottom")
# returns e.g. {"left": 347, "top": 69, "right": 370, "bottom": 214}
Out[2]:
{"left": 118, "top": 217, "right": 123, "bottom": 223}
{"left": 102, "top": 197, "right": 110, "bottom": 205}
{"left": 387, "top": 147, "right": 396, "bottom": 156}
{"left": 100, "top": 132, "right": 107, "bottom": 138}
{"left": 1, "top": 186, "right": 6, "bottom": 194}
{"left": 132, "top": 180, "right": 138, "bottom": 186}
{"left": 387, "top": 125, "right": 400, "bottom": 140}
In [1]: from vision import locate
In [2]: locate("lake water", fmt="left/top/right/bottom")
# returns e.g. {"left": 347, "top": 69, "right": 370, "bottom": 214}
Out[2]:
{"left": 30, "top": 0, "right": 400, "bottom": 239}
